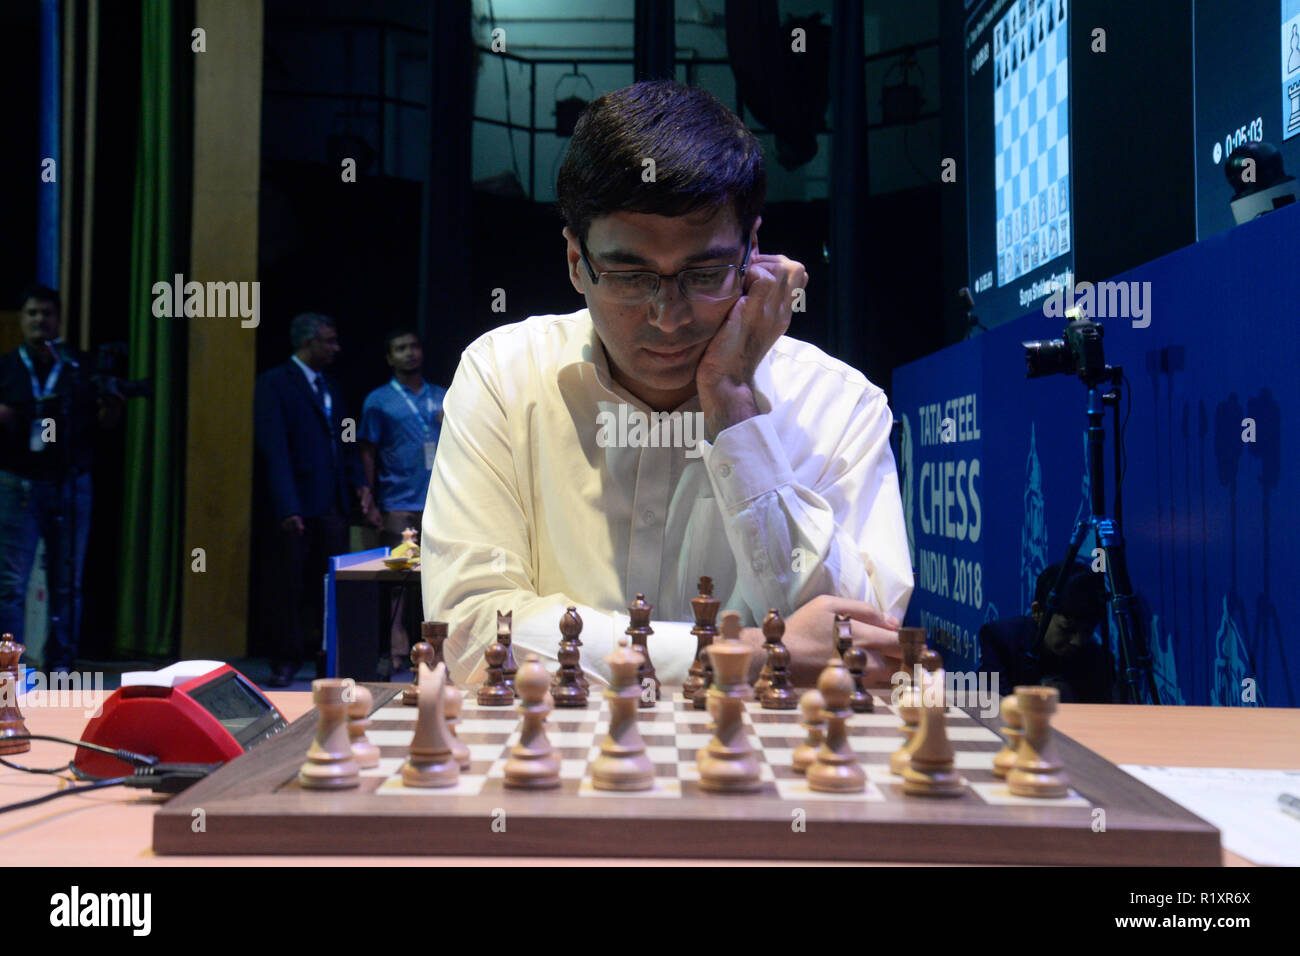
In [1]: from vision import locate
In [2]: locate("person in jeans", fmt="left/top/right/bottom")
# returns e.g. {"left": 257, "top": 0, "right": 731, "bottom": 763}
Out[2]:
{"left": 0, "top": 285, "right": 122, "bottom": 672}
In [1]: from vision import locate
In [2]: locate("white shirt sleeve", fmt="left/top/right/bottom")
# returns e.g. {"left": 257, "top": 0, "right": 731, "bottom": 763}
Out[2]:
{"left": 698, "top": 386, "right": 913, "bottom": 623}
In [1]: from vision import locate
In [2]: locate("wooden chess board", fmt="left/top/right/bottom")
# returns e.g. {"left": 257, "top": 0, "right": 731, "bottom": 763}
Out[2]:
{"left": 153, "top": 685, "right": 1222, "bottom": 864}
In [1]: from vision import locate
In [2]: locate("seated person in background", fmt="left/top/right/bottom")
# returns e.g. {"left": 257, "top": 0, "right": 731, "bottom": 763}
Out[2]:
{"left": 421, "top": 80, "right": 913, "bottom": 687}
{"left": 979, "top": 561, "right": 1112, "bottom": 703}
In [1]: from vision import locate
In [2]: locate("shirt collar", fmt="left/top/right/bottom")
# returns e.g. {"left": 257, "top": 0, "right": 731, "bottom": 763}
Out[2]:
{"left": 558, "top": 309, "right": 603, "bottom": 374}
{"left": 557, "top": 308, "right": 624, "bottom": 400}
{"left": 290, "top": 354, "right": 318, "bottom": 383}
{"left": 390, "top": 376, "right": 427, "bottom": 395}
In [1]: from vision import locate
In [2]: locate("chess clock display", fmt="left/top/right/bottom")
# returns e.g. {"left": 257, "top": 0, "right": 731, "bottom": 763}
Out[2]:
{"left": 75, "top": 661, "right": 288, "bottom": 777}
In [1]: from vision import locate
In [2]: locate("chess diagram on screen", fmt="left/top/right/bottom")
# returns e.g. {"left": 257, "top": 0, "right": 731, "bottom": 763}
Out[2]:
{"left": 1282, "top": 0, "right": 1300, "bottom": 139}
{"left": 994, "top": 0, "right": 1071, "bottom": 287}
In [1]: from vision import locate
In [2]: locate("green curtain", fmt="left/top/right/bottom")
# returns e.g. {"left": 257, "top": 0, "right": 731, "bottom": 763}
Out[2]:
{"left": 115, "top": 0, "right": 182, "bottom": 657}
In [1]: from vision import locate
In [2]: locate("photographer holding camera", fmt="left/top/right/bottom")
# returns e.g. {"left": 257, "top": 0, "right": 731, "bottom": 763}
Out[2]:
{"left": 0, "top": 285, "right": 124, "bottom": 673}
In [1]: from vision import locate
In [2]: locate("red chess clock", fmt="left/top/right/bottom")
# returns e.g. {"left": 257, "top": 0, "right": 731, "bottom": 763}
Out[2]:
{"left": 75, "top": 661, "right": 288, "bottom": 777}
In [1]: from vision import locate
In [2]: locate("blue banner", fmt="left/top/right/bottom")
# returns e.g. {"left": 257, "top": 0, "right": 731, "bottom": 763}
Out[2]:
{"left": 893, "top": 202, "right": 1300, "bottom": 707}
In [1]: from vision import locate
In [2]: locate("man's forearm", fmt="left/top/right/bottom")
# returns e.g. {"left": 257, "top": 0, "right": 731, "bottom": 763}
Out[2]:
{"left": 430, "top": 584, "right": 700, "bottom": 688}
{"left": 359, "top": 444, "right": 376, "bottom": 491}
{"left": 700, "top": 381, "right": 760, "bottom": 443}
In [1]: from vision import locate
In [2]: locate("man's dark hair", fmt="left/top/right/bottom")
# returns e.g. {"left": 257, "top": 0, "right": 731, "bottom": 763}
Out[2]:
{"left": 1035, "top": 561, "right": 1107, "bottom": 630}
{"left": 384, "top": 327, "right": 421, "bottom": 354}
{"left": 289, "top": 312, "right": 336, "bottom": 351}
{"left": 556, "top": 80, "right": 766, "bottom": 246}
{"left": 18, "top": 284, "right": 60, "bottom": 312}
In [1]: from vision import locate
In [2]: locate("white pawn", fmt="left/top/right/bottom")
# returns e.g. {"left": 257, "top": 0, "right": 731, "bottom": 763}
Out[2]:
{"left": 889, "top": 676, "right": 924, "bottom": 776}
{"left": 444, "top": 681, "right": 472, "bottom": 770}
{"left": 807, "top": 657, "right": 866, "bottom": 793}
{"left": 792, "top": 689, "right": 825, "bottom": 775}
{"left": 504, "top": 654, "right": 561, "bottom": 789}
{"left": 346, "top": 684, "right": 379, "bottom": 769}
{"left": 993, "top": 693, "right": 1024, "bottom": 779}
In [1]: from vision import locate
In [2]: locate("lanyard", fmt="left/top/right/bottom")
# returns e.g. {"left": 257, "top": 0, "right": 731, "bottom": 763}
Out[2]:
{"left": 17, "top": 344, "right": 63, "bottom": 400}
{"left": 390, "top": 379, "right": 436, "bottom": 439}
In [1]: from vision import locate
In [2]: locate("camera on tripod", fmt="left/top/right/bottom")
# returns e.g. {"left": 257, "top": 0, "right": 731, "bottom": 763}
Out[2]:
{"left": 1021, "top": 309, "right": 1108, "bottom": 386}
{"left": 1016, "top": 306, "right": 1159, "bottom": 704}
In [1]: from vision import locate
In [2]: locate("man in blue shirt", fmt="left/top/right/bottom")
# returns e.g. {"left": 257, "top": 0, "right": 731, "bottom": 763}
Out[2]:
{"left": 358, "top": 329, "right": 446, "bottom": 670}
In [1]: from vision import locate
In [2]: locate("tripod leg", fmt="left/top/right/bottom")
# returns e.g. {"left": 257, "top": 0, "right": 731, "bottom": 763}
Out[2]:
{"left": 1098, "top": 517, "right": 1160, "bottom": 705}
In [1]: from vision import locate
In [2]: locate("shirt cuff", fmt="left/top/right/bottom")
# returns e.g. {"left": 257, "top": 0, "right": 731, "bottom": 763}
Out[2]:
{"left": 700, "top": 414, "right": 796, "bottom": 511}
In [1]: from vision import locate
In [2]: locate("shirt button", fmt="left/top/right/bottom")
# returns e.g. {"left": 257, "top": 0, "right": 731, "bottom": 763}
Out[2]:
{"left": 643, "top": 509, "right": 656, "bottom": 525}
{"left": 719, "top": 464, "right": 732, "bottom": 478}
{"left": 751, "top": 554, "right": 767, "bottom": 572}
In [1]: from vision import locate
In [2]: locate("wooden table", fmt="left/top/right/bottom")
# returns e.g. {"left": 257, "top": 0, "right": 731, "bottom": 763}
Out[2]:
{"left": 331, "top": 558, "right": 421, "bottom": 680}
{"left": 3, "top": 693, "right": 1296, "bottom": 866}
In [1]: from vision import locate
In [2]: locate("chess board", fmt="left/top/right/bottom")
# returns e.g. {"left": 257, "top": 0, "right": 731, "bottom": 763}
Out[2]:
{"left": 993, "top": 0, "right": 1071, "bottom": 287}
{"left": 153, "top": 685, "right": 1222, "bottom": 864}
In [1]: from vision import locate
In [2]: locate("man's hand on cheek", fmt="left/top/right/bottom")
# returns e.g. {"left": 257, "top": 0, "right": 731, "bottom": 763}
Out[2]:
{"left": 695, "top": 248, "right": 808, "bottom": 441}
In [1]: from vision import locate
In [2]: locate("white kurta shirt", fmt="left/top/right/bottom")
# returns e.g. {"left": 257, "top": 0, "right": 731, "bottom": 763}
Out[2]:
{"left": 421, "top": 309, "right": 913, "bottom": 686}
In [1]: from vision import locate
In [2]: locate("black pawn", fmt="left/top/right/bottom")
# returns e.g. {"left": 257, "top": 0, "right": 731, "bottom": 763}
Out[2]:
{"left": 693, "top": 646, "right": 715, "bottom": 711}
{"left": 843, "top": 645, "right": 874, "bottom": 713}
{"left": 754, "top": 609, "right": 783, "bottom": 700}
{"left": 760, "top": 641, "right": 798, "bottom": 711}
{"left": 552, "top": 611, "right": 588, "bottom": 708}
{"left": 496, "top": 610, "right": 517, "bottom": 692}
{"left": 403, "top": 638, "right": 434, "bottom": 705}
{"left": 626, "top": 593, "right": 659, "bottom": 706}
{"left": 477, "top": 641, "right": 515, "bottom": 706}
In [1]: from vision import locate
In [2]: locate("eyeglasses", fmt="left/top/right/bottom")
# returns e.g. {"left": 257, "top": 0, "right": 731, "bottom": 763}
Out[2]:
{"left": 579, "top": 236, "right": 752, "bottom": 304}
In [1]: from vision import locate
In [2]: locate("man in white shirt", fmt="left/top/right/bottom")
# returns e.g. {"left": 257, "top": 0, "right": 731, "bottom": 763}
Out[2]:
{"left": 422, "top": 80, "right": 913, "bottom": 687}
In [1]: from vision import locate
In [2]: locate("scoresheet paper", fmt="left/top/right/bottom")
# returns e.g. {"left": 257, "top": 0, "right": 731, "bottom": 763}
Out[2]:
{"left": 1120, "top": 765, "right": 1300, "bottom": 866}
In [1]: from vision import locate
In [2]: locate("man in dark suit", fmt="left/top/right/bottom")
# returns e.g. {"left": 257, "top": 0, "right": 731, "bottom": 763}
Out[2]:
{"left": 978, "top": 560, "right": 1113, "bottom": 703}
{"left": 254, "top": 313, "right": 374, "bottom": 687}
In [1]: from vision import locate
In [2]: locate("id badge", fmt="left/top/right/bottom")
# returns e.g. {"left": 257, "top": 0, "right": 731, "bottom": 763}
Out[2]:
{"left": 29, "top": 420, "right": 45, "bottom": 453}
{"left": 423, "top": 442, "right": 437, "bottom": 469}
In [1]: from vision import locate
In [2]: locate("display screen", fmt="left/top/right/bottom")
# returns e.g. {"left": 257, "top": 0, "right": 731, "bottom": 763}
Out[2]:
{"left": 965, "top": 0, "right": 1075, "bottom": 326}
{"left": 189, "top": 672, "right": 270, "bottom": 736}
{"left": 1193, "top": 0, "right": 1300, "bottom": 238}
